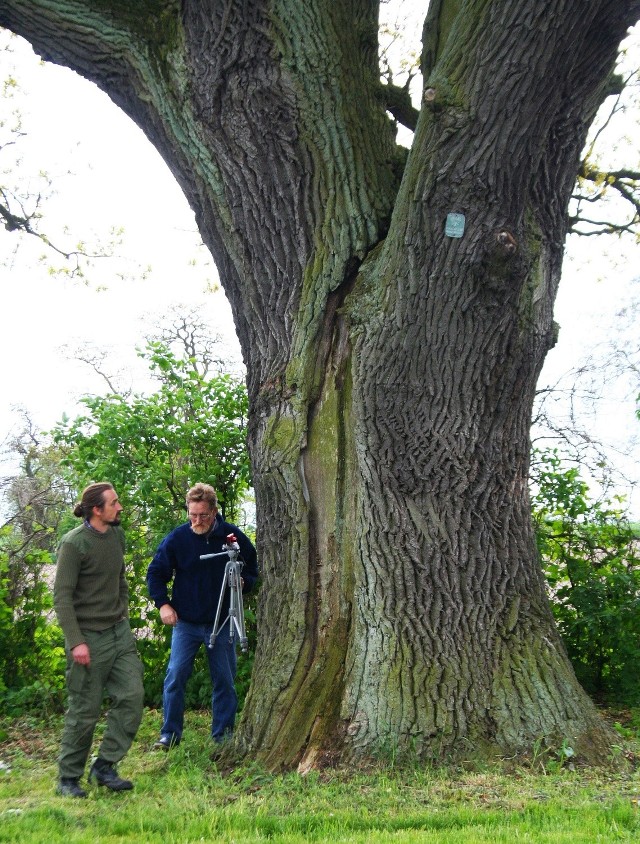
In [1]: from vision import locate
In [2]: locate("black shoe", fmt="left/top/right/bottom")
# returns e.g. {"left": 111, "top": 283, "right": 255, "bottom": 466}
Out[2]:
{"left": 57, "top": 777, "right": 87, "bottom": 798}
{"left": 89, "top": 760, "right": 133, "bottom": 791}
{"left": 152, "top": 736, "right": 177, "bottom": 751}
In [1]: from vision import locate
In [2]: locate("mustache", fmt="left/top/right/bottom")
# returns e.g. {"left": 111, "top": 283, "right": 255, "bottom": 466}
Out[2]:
{"left": 190, "top": 523, "right": 209, "bottom": 533}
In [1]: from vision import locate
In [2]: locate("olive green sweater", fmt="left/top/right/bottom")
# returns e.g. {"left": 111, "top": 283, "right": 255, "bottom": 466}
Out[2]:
{"left": 54, "top": 523, "right": 129, "bottom": 649}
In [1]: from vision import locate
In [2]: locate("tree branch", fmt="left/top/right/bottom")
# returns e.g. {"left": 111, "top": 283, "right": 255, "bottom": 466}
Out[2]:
{"left": 571, "top": 163, "right": 640, "bottom": 236}
{"left": 379, "top": 79, "right": 419, "bottom": 132}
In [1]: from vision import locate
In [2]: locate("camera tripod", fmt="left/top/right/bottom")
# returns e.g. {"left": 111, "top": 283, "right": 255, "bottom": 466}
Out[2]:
{"left": 200, "top": 533, "right": 248, "bottom": 653}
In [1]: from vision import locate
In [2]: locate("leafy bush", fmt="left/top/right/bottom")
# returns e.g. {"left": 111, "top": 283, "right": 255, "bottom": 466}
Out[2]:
{"left": 532, "top": 449, "right": 640, "bottom": 705}
{"left": 0, "top": 536, "right": 66, "bottom": 715}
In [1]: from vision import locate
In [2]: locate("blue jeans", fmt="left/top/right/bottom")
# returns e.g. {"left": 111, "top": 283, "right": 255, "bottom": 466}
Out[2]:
{"left": 160, "top": 620, "right": 237, "bottom": 743}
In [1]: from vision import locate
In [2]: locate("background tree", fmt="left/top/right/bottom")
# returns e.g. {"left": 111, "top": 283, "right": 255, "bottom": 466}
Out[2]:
{"left": 54, "top": 339, "right": 250, "bottom": 533}
{"left": 0, "top": 411, "right": 72, "bottom": 713}
{"left": 1, "top": 0, "right": 639, "bottom": 768}
{"left": 531, "top": 256, "right": 640, "bottom": 507}
{"left": 571, "top": 44, "right": 640, "bottom": 237}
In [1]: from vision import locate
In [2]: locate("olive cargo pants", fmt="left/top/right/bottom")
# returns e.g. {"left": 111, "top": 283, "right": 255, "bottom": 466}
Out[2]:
{"left": 58, "top": 618, "right": 144, "bottom": 779}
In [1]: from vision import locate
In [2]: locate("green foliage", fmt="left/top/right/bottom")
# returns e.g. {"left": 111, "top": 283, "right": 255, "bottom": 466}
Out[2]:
{"left": 0, "top": 422, "right": 73, "bottom": 715}
{"left": 54, "top": 341, "right": 250, "bottom": 533}
{"left": 532, "top": 449, "right": 640, "bottom": 706}
{"left": 0, "top": 530, "right": 66, "bottom": 715}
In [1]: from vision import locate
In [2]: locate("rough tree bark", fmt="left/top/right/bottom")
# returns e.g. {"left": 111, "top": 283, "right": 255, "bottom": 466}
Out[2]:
{"left": 2, "top": 0, "right": 638, "bottom": 769}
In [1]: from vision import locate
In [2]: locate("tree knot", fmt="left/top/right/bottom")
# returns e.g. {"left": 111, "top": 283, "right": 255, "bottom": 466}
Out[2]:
{"left": 496, "top": 230, "right": 517, "bottom": 256}
{"left": 423, "top": 87, "right": 439, "bottom": 110}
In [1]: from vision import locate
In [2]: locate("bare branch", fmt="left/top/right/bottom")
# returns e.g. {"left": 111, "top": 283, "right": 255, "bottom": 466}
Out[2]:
{"left": 72, "top": 349, "right": 125, "bottom": 396}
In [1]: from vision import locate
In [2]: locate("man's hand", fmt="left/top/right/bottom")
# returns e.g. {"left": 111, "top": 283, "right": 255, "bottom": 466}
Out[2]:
{"left": 160, "top": 603, "right": 178, "bottom": 625}
{"left": 72, "top": 642, "right": 91, "bottom": 665}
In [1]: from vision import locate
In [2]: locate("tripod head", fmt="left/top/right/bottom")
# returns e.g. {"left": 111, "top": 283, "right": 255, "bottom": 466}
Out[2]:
{"left": 200, "top": 533, "right": 242, "bottom": 563}
{"left": 223, "top": 533, "right": 240, "bottom": 556}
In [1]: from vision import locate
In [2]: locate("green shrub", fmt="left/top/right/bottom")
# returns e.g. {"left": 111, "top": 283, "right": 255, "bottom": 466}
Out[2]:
{"left": 0, "top": 537, "right": 66, "bottom": 716}
{"left": 532, "top": 449, "right": 640, "bottom": 705}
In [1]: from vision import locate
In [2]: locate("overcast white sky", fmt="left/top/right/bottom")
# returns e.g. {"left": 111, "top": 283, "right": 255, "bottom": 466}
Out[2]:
{"left": 1, "top": 26, "right": 639, "bottom": 515}
{"left": 1, "top": 33, "right": 240, "bottom": 435}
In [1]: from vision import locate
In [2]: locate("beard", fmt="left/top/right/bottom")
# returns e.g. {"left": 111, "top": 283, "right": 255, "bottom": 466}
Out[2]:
{"left": 107, "top": 516, "right": 121, "bottom": 526}
{"left": 190, "top": 523, "right": 209, "bottom": 535}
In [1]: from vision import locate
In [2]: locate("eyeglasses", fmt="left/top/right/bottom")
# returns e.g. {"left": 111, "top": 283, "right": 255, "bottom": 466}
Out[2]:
{"left": 188, "top": 512, "right": 213, "bottom": 521}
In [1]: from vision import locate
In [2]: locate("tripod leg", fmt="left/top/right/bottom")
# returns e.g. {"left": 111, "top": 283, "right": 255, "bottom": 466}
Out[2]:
{"left": 224, "top": 568, "right": 248, "bottom": 653}
{"left": 209, "top": 563, "right": 230, "bottom": 649}
{"left": 230, "top": 575, "right": 248, "bottom": 653}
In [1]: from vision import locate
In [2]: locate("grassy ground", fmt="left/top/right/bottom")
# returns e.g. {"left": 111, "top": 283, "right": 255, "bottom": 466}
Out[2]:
{"left": 1, "top": 708, "right": 639, "bottom": 843}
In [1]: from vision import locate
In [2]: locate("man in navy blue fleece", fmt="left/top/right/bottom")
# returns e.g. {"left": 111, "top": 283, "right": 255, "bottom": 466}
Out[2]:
{"left": 147, "top": 482, "right": 257, "bottom": 749}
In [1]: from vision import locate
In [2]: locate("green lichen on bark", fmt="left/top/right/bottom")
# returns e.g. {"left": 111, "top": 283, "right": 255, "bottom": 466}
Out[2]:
{"left": 266, "top": 0, "right": 400, "bottom": 402}
{"left": 90, "top": 0, "right": 182, "bottom": 53}
{"left": 489, "top": 627, "right": 602, "bottom": 755}
{"left": 262, "top": 414, "right": 303, "bottom": 460}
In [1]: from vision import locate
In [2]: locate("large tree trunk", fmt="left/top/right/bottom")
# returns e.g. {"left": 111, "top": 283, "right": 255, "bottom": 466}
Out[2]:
{"left": 2, "top": 0, "right": 638, "bottom": 768}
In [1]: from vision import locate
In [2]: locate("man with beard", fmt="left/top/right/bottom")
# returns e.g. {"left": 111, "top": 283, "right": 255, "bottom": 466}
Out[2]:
{"left": 54, "top": 482, "right": 144, "bottom": 798}
{"left": 147, "top": 482, "right": 258, "bottom": 750}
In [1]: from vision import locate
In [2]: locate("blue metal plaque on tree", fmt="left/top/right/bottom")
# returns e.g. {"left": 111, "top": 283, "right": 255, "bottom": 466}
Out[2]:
{"left": 445, "top": 212, "right": 466, "bottom": 238}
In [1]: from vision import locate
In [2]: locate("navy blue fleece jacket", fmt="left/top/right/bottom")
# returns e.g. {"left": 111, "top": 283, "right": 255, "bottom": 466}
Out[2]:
{"left": 146, "top": 514, "right": 258, "bottom": 624}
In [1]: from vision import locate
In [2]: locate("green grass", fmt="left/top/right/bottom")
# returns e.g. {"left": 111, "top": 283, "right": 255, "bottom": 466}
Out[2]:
{"left": 1, "top": 709, "right": 639, "bottom": 843}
